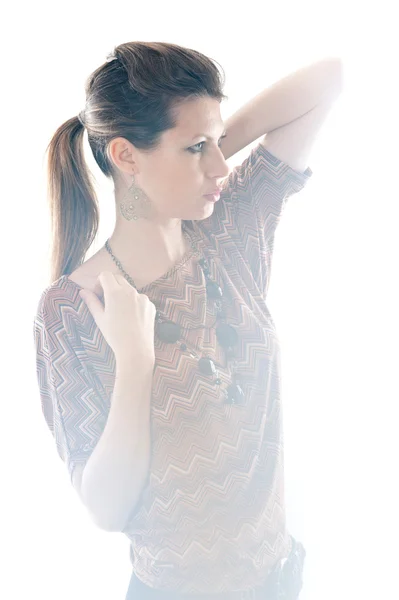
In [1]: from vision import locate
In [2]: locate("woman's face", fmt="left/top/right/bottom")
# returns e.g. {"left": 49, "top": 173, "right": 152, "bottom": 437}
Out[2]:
{"left": 110, "top": 96, "right": 231, "bottom": 222}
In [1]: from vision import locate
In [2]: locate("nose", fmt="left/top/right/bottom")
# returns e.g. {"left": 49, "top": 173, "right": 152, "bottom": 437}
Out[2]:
{"left": 210, "top": 148, "right": 231, "bottom": 181}
{"left": 220, "top": 156, "right": 231, "bottom": 178}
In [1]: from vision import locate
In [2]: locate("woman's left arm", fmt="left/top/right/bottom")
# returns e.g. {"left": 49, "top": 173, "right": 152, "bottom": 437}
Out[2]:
{"left": 220, "top": 57, "right": 344, "bottom": 168}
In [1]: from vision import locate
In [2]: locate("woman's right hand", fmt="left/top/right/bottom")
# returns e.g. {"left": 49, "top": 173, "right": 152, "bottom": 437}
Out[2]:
{"left": 78, "top": 271, "right": 157, "bottom": 364}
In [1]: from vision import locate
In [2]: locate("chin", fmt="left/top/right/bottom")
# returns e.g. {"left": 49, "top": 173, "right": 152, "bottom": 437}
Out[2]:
{"left": 193, "top": 202, "right": 216, "bottom": 220}
{"left": 178, "top": 200, "right": 216, "bottom": 222}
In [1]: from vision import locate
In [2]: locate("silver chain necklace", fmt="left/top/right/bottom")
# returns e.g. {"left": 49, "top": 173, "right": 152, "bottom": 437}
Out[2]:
{"left": 104, "top": 223, "right": 197, "bottom": 291}
{"left": 103, "top": 225, "right": 245, "bottom": 405}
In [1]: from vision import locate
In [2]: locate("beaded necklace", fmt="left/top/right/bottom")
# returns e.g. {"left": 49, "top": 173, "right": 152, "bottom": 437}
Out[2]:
{"left": 104, "top": 224, "right": 245, "bottom": 405}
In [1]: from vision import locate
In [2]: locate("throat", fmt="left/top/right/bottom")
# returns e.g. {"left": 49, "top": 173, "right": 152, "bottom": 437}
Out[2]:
{"left": 104, "top": 233, "right": 192, "bottom": 290}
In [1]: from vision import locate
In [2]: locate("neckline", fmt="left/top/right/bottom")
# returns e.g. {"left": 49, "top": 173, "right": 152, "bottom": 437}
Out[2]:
{"left": 61, "top": 221, "right": 202, "bottom": 295}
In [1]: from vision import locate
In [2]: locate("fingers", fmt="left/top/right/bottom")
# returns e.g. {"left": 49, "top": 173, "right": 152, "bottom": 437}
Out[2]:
{"left": 97, "top": 271, "right": 131, "bottom": 294}
{"left": 98, "top": 271, "right": 139, "bottom": 301}
{"left": 98, "top": 271, "right": 122, "bottom": 288}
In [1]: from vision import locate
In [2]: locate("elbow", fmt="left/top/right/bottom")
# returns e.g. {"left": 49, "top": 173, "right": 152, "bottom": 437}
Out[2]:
{"left": 77, "top": 488, "right": 127, "bottom": 532}
{"left": 87, "top": 498, "right": 135, "bottom": 532}
{"left": 90, "top": 511, "right": 128, "bottom": 532}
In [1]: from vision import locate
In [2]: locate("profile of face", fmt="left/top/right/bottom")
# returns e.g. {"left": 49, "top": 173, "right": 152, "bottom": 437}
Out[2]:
{"left": 108, "top": 96, "right": 231, "bottom": 223}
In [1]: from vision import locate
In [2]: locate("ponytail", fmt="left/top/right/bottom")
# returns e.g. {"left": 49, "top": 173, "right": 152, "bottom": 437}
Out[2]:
{"left": 45, "top": 116, "right": 99, "bottom": 284}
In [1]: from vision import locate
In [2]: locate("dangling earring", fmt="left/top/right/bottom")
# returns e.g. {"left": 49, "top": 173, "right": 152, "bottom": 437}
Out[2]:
{"left": 119, "top": 173, "right": 153, "bottom": 221}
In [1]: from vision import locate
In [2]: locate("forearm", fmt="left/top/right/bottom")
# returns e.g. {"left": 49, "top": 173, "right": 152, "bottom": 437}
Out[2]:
{"left": 80, "top": 360, "right": 154, "bottom": 531}
{"left": 222, "top": 57, "right": 343, "bottom": 158}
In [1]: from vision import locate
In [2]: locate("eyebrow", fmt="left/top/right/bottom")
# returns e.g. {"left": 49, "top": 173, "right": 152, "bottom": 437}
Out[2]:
{"left": 191, "top": 130, "right": 227, "bottom": 141}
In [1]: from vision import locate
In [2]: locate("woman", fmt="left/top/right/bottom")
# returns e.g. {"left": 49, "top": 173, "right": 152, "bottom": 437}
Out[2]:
{"left": 33, "top": 41, "right": 341, "bottom": 599}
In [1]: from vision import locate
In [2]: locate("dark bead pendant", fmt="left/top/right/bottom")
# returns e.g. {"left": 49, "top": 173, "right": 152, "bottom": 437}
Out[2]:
{"left": 216, "top": 323, "right": 239, "bottom": 348}
{"left": 215, "top": 301, "right": 225, "bottom": 318}
{"left": 226, "top": 346, "right": 236, "bottom": 358}
{"left": 206, "top": 280, "right": 223, "bottom": 299}
{"left": 224, "top": 383, "right": 245, "bottom": 405}
{"left": 198, "top": 357, "right": 217, "bottom": 376}
{"left": 198, "top": 257, "right": 210, "bottom": 275}
{"left": 157, "top": 320, "right": 181, "bottom": 343}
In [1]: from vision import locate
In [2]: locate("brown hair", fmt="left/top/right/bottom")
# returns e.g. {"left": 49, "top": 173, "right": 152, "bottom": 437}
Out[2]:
{"left": 45, "top": 41, "right": 228, "bottom": 285}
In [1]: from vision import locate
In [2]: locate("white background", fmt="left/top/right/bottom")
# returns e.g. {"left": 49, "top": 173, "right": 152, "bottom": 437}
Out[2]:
{"left": 2, "top": 1, "right": 398, "bottom": 599}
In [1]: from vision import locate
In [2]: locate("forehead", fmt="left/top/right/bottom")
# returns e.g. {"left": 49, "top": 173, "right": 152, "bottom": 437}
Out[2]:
{"left": 171, "top": 97, "right": 224, "bottom": 137}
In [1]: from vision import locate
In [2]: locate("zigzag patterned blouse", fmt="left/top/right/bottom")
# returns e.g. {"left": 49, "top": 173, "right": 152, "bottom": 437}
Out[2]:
{"left": 33, "top": 141, "right": 312, "bottom": 595}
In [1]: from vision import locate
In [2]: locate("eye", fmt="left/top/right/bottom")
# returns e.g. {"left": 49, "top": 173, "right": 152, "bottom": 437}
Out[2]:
{"left": 189, "top": 134, "right": 227, "bottom": 153}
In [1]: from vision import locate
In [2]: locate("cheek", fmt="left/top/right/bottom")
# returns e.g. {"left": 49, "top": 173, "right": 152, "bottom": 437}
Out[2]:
{"left": 165, "top": 175, "right": 201, "bottom": 201}
{"left": 147, "top": 157, "right": 202, "bottom": 203}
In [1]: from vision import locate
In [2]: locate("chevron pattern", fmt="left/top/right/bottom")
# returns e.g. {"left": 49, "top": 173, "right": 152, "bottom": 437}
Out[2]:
{"left": 33, "top": 141, "right": 312, "bottom": 595}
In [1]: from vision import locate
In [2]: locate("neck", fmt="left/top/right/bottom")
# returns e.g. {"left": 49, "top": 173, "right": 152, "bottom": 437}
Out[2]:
{"left": 104, "top": 218, "right": 190, "bottom": 286}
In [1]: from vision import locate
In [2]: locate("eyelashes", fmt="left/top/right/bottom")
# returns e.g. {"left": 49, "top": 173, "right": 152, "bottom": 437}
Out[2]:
{"left": 189, "top": 133, "right": 227, "bottom": 153}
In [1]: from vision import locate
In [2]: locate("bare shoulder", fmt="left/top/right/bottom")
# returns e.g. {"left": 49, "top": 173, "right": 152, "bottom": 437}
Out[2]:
{"left": 68, "top": 250, "right": 109, "bottom": 294}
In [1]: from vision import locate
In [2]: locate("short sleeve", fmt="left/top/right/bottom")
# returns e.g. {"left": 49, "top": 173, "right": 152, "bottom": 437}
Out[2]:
{"left": 33, "top": 287, "right": 110, "bottom": 482}
{"left": 197, "top": 141, "right": 313, "bottom": 298}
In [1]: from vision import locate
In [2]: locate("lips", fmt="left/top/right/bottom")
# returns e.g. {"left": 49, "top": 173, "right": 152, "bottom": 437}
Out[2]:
{"left": 203, "top": 192, "right": 221, "bottom": 203}
{"left": 205, "top": 188, "right": 222, "bottom": 195}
